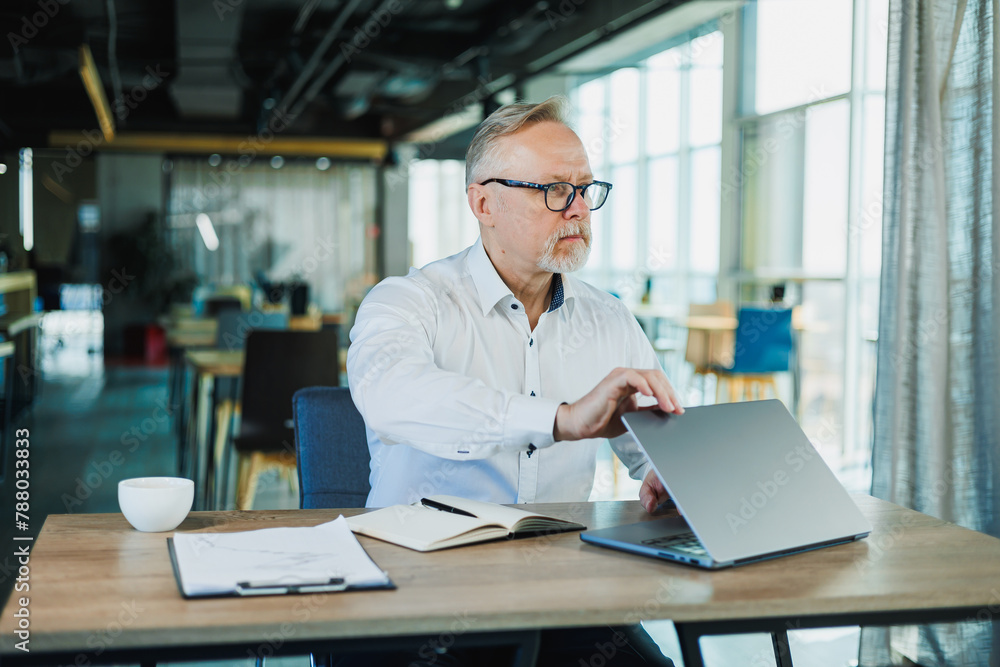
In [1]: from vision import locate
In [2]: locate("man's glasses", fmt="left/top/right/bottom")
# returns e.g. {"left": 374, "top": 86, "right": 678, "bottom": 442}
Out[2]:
{"left": 480, "top": 178, "right": 613, "bottom": 212}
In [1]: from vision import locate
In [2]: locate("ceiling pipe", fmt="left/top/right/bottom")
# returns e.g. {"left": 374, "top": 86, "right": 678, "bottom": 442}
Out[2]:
{"left": 286, "top": 0, "right": 399, "bottom": 124}
{"left": 106, "top": 0, "right": 124, "bottom": 124}
{"left": 271, "top": 0, "right": 367, "bottom": 124}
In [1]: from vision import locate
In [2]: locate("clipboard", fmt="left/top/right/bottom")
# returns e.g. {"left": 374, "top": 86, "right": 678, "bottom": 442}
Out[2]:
{"left": 165, "top": 516, "right": 395, "bottom": 599}
{"left": 166, "top": 538, "right": 396, "bottom": 599}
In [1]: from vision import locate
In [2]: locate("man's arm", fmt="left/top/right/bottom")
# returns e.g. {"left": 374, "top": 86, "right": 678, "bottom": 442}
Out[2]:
{"left": 552, "top": 367, "right": 683, "bottom": 441}
{"left": 347, "top": 278, "right": 562, "bottom": 460}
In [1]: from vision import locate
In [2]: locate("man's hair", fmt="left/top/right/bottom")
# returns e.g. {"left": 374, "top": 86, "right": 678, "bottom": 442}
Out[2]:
{"left": 465, "top": 96, "right": 572, "bottom": 188}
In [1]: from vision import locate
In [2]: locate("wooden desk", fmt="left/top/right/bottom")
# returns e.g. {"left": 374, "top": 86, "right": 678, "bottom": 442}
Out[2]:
{"left": 184, "top": 350, "right": 244, "bottom": 510}
{"left": 2, "top": 497, "right": 998, "bottom": 667}
{"left": 683, "top": 315, "right": 738, "bottom": 332}
{"left": 0, "top": 271, "right": 42, "bottom": 412}
{"left": 166, "top": 321, "right": 219, "bottom": 480}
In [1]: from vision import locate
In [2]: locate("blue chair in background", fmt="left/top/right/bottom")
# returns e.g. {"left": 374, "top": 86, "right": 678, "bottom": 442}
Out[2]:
{"left": 292, "top": 386, "right": 371, "bottom": 509}
{"left": 714, "top": 307, "right": 794, "bottom": 403}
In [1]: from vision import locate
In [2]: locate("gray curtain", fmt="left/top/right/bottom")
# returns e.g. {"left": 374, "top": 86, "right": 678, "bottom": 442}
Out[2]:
{"left": 860, "top": 0, "right": 999, "bottom": 665}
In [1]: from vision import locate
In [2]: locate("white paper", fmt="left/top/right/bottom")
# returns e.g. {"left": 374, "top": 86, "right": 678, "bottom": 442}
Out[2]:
{"left": 171, "top": 516, "right": 390, "bottom": 596}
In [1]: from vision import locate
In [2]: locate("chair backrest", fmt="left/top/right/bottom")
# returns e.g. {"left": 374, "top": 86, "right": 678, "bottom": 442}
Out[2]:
{"left": 236, "top": 329, "right": 340, "bottom": 450}
{"left": 216, "top": 310, "right": 289, "bottom": 350}
{"left": 203, "top": 296, "right": 243, "bottom": 317}
{"left": 292, "top": 386, "right": 371, "bottom": 509}
{"left": 730, "top": 306, "right": 794, "bottom": 373}
{"left": 684, "top": 301, "right": 735, "bottom": 368}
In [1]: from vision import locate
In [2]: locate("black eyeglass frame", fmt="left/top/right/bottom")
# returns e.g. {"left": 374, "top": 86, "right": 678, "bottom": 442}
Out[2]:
{"left": 479, "top": 178, "right": 613, "bottom": 212}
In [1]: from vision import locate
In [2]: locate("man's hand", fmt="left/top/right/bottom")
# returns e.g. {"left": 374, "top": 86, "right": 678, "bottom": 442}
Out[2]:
{"left": 553, "top": 367, "right": 683, "bottom": 442}
{"left": 639, "top": 469, "right": 672, "bottom": 514}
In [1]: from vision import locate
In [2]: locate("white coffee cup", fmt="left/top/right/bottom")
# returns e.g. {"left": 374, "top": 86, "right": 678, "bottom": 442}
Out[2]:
{"left": 118, "top": 477, "right": 194, "bottom": 532}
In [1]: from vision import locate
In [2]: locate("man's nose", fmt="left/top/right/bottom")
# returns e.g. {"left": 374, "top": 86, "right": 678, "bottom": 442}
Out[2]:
{"left": 563, "top": 188, "right": 590, "bottom": 219}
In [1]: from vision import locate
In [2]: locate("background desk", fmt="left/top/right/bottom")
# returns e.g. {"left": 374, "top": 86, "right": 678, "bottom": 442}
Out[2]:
{"left": 184, "top": 349, "right": 244, "bottom": 509}
{"left": 2, "top": 497, "right": 999, "bottom": 667}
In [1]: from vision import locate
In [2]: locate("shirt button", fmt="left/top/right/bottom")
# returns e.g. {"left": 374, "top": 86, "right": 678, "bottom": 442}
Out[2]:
{"left": 529, "top": 338, "right": 534, "bottom": 347}
{"left": 530, "top": 391, "right": 536, "bottom": 397}
{"left": 511, "top": 304, "right": 519, "bottom": 310}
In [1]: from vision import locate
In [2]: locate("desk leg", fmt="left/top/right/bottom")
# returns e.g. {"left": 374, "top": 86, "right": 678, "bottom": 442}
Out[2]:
{"left": 512, "top": 629, "right": 540, "bottom": 667}
{"left": 0, "top": 354, "right": 12, "bottom": 483}
{"left": 187, "top": 372, "right": 215, "bottom": 510}
{"left": 183, "top": 368, "right": 198, "bottom": 482}
{"left": 201, "top": 373, "right": 218, "bottom": 510}
{"left": 675, "top": 625, "right": 796, "bottom": 667}
{"left": 171, "top": 348, "right": 188, "bottom": 475}
{"left": 771, "top": 630, "right": 794, "bottom": 667}
{"left": 673, "top": 624, "right": 706, "bottom": 667}
{"left": 791, "top": 330, "right": 801, "bottom": 419}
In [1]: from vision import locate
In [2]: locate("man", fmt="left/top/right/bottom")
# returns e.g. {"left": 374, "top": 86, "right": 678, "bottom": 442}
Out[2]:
{"left": 348, "top": 96, "right": 680, "bottom": 514}
{"left": 347, "top": 96, "right": 679, "bottom": 667}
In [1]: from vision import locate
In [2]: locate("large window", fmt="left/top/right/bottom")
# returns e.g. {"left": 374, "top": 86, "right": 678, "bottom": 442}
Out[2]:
{"left": 567, "top": 0, "right": 888, "bottom": 488}
{"left": 737, "top": 0, "right": 888, "bottom": 488}
{"left": 572, "top": 27, "right": 724, "bottom": 307}
{"left": 403, "top": 0, "right": 889, "bottom": 488}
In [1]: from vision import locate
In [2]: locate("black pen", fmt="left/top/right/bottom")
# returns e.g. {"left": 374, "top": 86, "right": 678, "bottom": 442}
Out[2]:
{"left": 420, "top": 497, "right": 477, "bottom": 517}
{"left": 235, "top": 577, "right": 347, "bottom": 596}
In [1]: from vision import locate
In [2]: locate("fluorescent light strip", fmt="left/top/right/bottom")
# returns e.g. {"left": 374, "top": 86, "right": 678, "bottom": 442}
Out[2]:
{"left": 19, "top": 148, "right": 33, "bottom": 252}
{"left": 195, "top": 213, "right": 219, "bottom": 251}
{"left": 78, "top": 44, "right": 116, "bottom": 142}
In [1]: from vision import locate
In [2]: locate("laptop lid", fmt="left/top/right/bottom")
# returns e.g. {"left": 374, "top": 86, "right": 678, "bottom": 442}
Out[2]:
{"left": 621, "top": 400, "right": 871, "bottom": 565}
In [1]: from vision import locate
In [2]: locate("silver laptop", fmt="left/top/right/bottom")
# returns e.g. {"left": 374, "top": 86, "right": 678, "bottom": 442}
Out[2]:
{"left": 580, "top": 400, "right": 871, "bottom": 569}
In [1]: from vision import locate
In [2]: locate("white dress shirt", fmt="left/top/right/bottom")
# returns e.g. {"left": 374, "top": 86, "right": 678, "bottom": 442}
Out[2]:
{"left": 347, "top": 238, "right": 659, "bottom": 507}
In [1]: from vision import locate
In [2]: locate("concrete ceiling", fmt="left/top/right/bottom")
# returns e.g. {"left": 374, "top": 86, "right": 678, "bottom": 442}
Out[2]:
{"left": 0, "top": 0, "right": 701, "bottom": 154}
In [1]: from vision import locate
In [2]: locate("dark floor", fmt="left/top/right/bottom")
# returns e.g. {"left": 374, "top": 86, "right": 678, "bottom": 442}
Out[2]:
{"left": 0, "top": 363, "right": 177, "bottom": 603}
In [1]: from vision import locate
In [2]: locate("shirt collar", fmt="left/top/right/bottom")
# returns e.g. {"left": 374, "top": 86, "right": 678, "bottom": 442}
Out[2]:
{"left": 467, "top": 238, "right": 573, "bottom": 317}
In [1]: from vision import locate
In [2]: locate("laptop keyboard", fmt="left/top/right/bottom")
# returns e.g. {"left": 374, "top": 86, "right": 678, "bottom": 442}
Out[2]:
{"left": 641, "top": 532, "right": 708, "bottom": 556}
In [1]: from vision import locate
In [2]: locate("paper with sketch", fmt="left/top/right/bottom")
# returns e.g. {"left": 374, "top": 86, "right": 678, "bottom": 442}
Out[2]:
{"left": 169, "top": 516, "right": 391, "bottom": 597}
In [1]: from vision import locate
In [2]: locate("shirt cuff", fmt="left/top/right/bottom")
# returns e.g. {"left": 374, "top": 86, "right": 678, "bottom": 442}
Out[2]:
{"left": 504, "top": 394, "right": 561, "bottom": 450}
{"left": 633, "top": 459, "right": 654, "bottom": 483}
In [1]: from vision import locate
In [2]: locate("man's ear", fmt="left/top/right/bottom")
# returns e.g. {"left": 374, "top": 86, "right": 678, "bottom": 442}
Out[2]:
{"left": 468, "top": 184, "right": 495, "bottom": 228}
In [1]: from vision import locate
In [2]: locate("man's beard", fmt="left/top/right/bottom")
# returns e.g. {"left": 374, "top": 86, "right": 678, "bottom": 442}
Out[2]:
{"left": 537, "top": 221, "right": 592, "bottom": 273}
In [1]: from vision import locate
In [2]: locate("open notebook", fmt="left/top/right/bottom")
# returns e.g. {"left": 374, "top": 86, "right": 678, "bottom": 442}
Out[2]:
{"left": 347, "top": 495, "right": 586, "bottom": 552}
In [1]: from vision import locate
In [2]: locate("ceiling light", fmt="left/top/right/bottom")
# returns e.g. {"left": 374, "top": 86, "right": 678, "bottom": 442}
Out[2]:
{"left": 315, "top": 157, "right": 331, "bottom": 171}
{"left": 0, "top": 164, "right": 7, "bottom": 175}
{"left": 195, "top": 213, "right": 220, "bottom": 252}
{"left": 208, "top": 153, "right": 222, "bottom": 167}
{"left": 270, "top": 155, "right": 285, "bottom": 169}
{"left": 19, "top": 148, "right": 33, "bottom": 252}
{"left": 78, "top": 44, "right": 116, "bottom": 142}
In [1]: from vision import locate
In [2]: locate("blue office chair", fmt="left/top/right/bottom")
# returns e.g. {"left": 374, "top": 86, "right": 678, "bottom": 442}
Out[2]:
{"left": 714, "top": 307, "right": 794, "bottom": 403}
{"left": 293, "top": 387, "right": 387, "bottom": 667}
{"left": 292, "top": 386, "right": 371, "bottom": 509}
